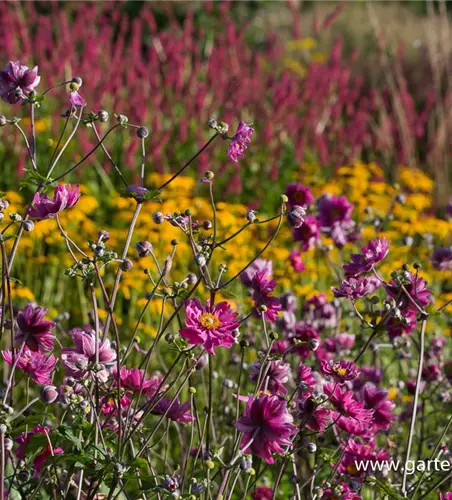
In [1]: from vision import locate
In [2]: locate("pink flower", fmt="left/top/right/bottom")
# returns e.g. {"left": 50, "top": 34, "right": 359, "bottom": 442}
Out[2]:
{"left": 151, "top": 397, "right": 194, "bottom": 423}
{"left": 15, "top": 303, "right": 56, "bottom": 353}
{"left": 439, "top": 493, "right": 452, "bottom": 500}
{"left": 289, "top": 323, "right": 320, "bottom": 358}
{"left": 234, "top": 394, "right": 297, "bottom": 464}
{"left": 296, "top": 397, "right": 330, "bottom": 433}
{"left": 332, "top": 278, "right": 373, "bottom": 300}
{"left": 115, "top": 366, "right": 163, "bottom": 395}
{"left": 285, "top": 183, "right": 314, "bottom": 208}
{"left": 28, "top": 184, "right": 81, "bottom": 220}
{"left": 317, "top": 194, "right": 356, "bottom": 247}
{"left": 15, "top": 425, "right": 63, "bottom": 477}
{"left": 180, "top": 299, "right": 239, "bottom": 354}
{"left": 227, "top": 121, "right": 254, "bottom": 162}
{"left": 385, "top": 272, "right": 432, "bottom": 313}
{"left": 240, "top": 259, "right": 273, "bottom": 287}
{"left": 253, "top": 486, "right": 273, "bottom": 500}
{"left": 324, "top": 383, "right": 374, "bottom": 423}
{"left": 339, "top": 439, "right": 390, "bottom": 478}
{"left": 298, "top": 363, "right": 316, "bottom": 398}
{"left": 324, "top": 333, "right": 356, "bottom": 354}
{"left": 0, "top": 61, "right": 40, "bottom": 104}
{"left": 250, "top": 359, "right": 290, "bottom": 394}
{"left": 61, "top": 328, "right": 116, "bottom": 379}
{"left": 290, "top": 249, "right": 305, "bottom": 272}
{"left": 2, "top": 348, "right": 57, "bottom": 385}
{"left": 292, "top": 215, "right": 320, "bottom": 251}
{"left": 251, "top": 271, "right": 282, "bottom": 323}
{"left": 321, "top": 360, "right": 360, "bottom": 384}
{"left": 343, "top": 237, "right": 390, "bottom": 277}
{"left": 360, "top": 385, "right": 395, "bottom": 431}
{"left": 69, "top": 90, "right": 86, "bottom": 107}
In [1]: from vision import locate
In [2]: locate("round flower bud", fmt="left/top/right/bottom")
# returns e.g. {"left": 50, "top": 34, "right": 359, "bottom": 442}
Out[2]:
{"left": 202, "top": 220, "right": 212, "bottom": 230}
{"left": 40, "top": 385, "right": 58, "bottom": 404}
{"left": 75, "top": 358, "right": 88, "bottom": 370}
{"left": 136, "top": 241, "right": 153, "bottom": 258}
{"left": 97, "top": 110, "right": 109, "bottom": 122}
{"left": 396, "top": 193, "right": 406, "bottom": 204}
{"left": 0, "top": 116, "right": 7, "bottom": 127}
{"left": 0, "top": 213, "right": 4, "bottom": 222}
{"left": 204, "top": 171, "right": 215, "bottom": 181}
{"left": 4, "top": 438, "right": 13, "bottom": 451}
{"left": 309, "top": 339, "right": 320, "bottom": 351}
{"left": 9, "top": 213, "right": 22, "bottom": 222}
{"left": 0, "top": 199, "right": 9, "bottom": 210}
{"left": 195, "top": 254, "right": 206, "bottom": 268}
{"left": 306, "top": 443, "right": 317, "bottom": 453}
{"left": 98, "top": 230, "right": 110, "bottom": 242}
{"left": 71, "top": 76, "right": 83, "bottom": 87}
{"left": 287, "top": 205, "right": 306, "bottom": 229}
{"left": 152, "top": 212, "right": 164, "bottom": 224}
{"left": 205, "top": 460, "right": 215, "bottom": 470}
{"left": 246, "top": 210, "right": 257, "bottom": 223}
{"left": 116, "top": 114, "right": 128, "bottom": 125}
{"left": 280, "top": 194, "right": 289, "bottom": 203}
{"left": 120, "top": 259, "right": 133, "bottom": 272}
{"left": 208, "top": 118, "right": 218, "bottom": 129}
{"left": 137, "top": 126, "right": 149, "bottom": 139}
{"left": 23, "top": 220, "right": 34, "bottom": 232}
{"left": 66, "top": 377, "right": 76, "bottom": 387}
{"left": 186, "top": 272, "right": 197, "bottom": 285}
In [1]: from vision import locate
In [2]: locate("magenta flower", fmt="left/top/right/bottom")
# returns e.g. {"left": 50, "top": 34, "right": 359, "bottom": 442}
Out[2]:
{"left": 361, "top": 385, "right": 395, "bottom": 431}
{"left": 250, "top": 359, "right": 290, "bottom": 394}
{"left": 69, "top": 90, "right": 86, "bottom": 107}
{"left": 150, "top": 397, "right": 194, "bottom": 423}
{"left": 227, "top": 121, "right": 254, "bottom": 162}
{"left": 324, "top": 383, "right": 374, "bottom": 423}
{"left": 61, "top": 328, "right": 115, "bottom": 379}
{"left": 0, "top": 61, "right": 40, "bottom": 104}
{"left": 339, "top": 439, "right": 390, "bottom": 478}
{"left": 343, "top": 237, "right": 390, "bottom": 277}
{"left": 298, "top": 363, "right": 316, "bottom": 396}
{"left": 180, "top": 299, "right": 239, "bottom": 354}
{"left": 2, "top": 348, "right": 57, "bottom": 385}
{"left": 289, "top": 323, "right": 320, "bottom": 358}
{"left": 296, "top": 397, "right": 330, "bottom": 433}
{"left": 240, "top": 259, "right": 272, "bottom": 287}
{"left": 285, "top": 183, "right": 314, "bottom": 208}
{"left": 16, "top": 425, "right": 63, "bottom": 477}
{"left": 302, "top": 294, "right": 337, "bottom": 330}
{"left": 292, "top": 215, "right": 320, "bottom": 251}
{"left": 321, "top": 360, "right": 360, "bottom": 384}
{"left": 115, "top": 366, "right": 163, "bottom": 395}
{"left": 432, "top": 247, "right": 452, "bottom": 271}
{"left": 439, "top": 493, "right": 452, "bottom": 500}
{"left": 289, "top": 249, "right": 305, "bottom": 272}
{"left": 317, "top": 194, "right": 356, "bottom": 247}
{"left": 253, "top": 486, "right": 273, "bottom": 500}
{"left": 385, "top": 272, "right": 432, "bottom": 313}
{"left": 15, "top": 303, "right": 56, "bottom": 353}
{"left": 287, "top": 205, "right": 306, "bottom": 229}
{"left": 234, "top": 393, "right": 297, "bottom": 464}
{"left": 251, "top": 271, "right": 282, "bottom": 323}
{"left": 332, "top": 277, "right": 373, "bottom": 300}
{"left": 324, "top": 333, "right": 356, "bottom": 354}
{"left": 28, "top": 184, "right": 81, "bottom": 220}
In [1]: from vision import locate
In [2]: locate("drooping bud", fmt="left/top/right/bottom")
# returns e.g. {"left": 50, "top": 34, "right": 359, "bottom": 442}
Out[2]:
{"left": 40, "top": 385, "right": 59, "bottom": 404}
{"left": 152, "top": 212, "right": 164, "bottom": 224}
{"left": 23, "top": 220, "right": 34, "bottom": 232}
{"left": 97, "top": 110, "right": 109, "bottom": 122}
{"left": 135, "top": 241, "right": 153, "bottom": 258}
{"left": 119, "top": 259, "right": 133, "bottom": 272}
{"left": 137, "top": 126, "right": 149, "bottom": 139}
{"left": 287, "top": 205, "right": 306, "bottom": 229}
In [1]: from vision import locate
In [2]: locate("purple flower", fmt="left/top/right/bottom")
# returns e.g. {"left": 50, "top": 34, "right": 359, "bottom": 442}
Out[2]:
{"left": 0, "top": 61, "right": 40, "bottom": 104}
{"left": 289, "top": 323, "right": 320, "bottom": 358}
{"left": 115, "top": 366, "right": 163, "bottom": 395}
{"left": 292, "top": 215, "right": 320, "bottom": 251}
{"left": 151, "top": 397, "right": 194, "bottom": 423}
{"left": 61, "top": 328, "right": 116, "bottom": 379}
{"left": 285, "top": 183, "right": 314, "bottom": 208}
{"left": 69, "top": 91, "right": 86, "bottom": 107}
{"left": 2, "top": 348, "right": 57, "bottom": 385}
{"left": 343, "top": 237, "right": 390, "bottom": 277}
{"left": 324, "top": 333, "right": 356, "bottom": 354}
{"left": 432, "top": 247, "right": 452, "bottom": 271}
{"left": 324, "top": 383, "right": 374, "bottom": 423}
{"left": 302, "top": 294, "right": 337, "bottom": 330}
{"left": 250, "top": 359, "right": 290, "bottom": 394}
{"left": 317, "top": 194, "right": 356, "bottom": 247}
{"left": 15, "top": 303, "right": 56, "bottom": 353}
{"left": 287, "top": 205, "right": 306, "bottom": 229}
{"left": 339, "top": 439, "right": 390, "bottom": 478}
{"left": 180, "top": 299, "right": 239, "bottom": 354}
{"left": 296, "top": 397, "right": 330, "bottom": 433}
{"left": 28, "top": 184, "right": 81, "bottom": 220}
{"left": 227, "top": 121, "right": 254, "bottom": 162}
{"left": 360, "top": 385, "right": 395, "bottom": 431}
{"left": 234, "top": 393, "right": 297, "bottom": 464}
{"left": 321, "top": 360, "right": 360, "bottom": 384}
{"left": 251, "top": 271, "right": 282, "bottom": 323}
{"left": 298, "top": 363, "right": 316, "bottom": 397}
{"left": 332, "top": 277, "right": 373, "bottom": 300}
{"left": 385, "top": 272, "right": 432, "bottom": 313}
{"left": 289, "top": 249, "right": 305, "bottom": 272}
{"left": 240, "top": 259, "right": 273, "bottom": 287}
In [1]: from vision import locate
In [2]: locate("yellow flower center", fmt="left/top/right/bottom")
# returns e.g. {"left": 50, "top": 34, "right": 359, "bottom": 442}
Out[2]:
{"left": 334, "top": 367, "right": 347, "bottom": 377}
{"left": 199, "top": 312, "right": 221, "bottom": 330}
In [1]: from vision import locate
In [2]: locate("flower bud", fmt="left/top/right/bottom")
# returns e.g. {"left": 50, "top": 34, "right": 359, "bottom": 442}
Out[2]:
{"left": 120, "top": 259, "right": 133, "bottom": 272}
{"left": 136, "top": 241, "right": 153, "bottom": 258}
{"left": 137, "top": 126, "right": 149, "bottom": 139}
{"left": 309, "top": 339, "right": 320, "bottom": 351}
{"left": 0, "top": 116, "right": 7, "bottom": 127}
{"left": 0, "top": 199, "right": 9, "bottom": 211}
{"left": 40, "top": 385, "right": 59, "bottom": 404}
{"left": 98, "top": 230, "right": 110, "bottom": 242}
{"left": 152, "top": 212, "right": 164, "bottom": 224}
{"left": 116, "top": 114, "right": 129, "bottom": 126}
{"left": 23, "top": 220, "right": 34, "bottom": 232}
{"left": 186, "top": 272, "right": 197, "bottom": 285}
{"left": 97, "top": 110, "right": 109, "bottom": 122}
{"left": 163, "top": 256, "right": 172, "bottom": 276}
{"left": 4, "top": 438, "right": 13, "bottom": 451}
{"left": 280, "top": 194, "right": 289, "bottom": 203}
{"left": 195, "top": 254, "right": 206, "bottom": 268}
{"left": 202, "top": 220, "right": 212, "bottom": 230}
{"left": 246, "top": 210, "right": 257, "bottom": 223}
{"left": 71, "top": 76, "right": 83, "bottom": 87}
{"left": 287, "top": 205, "right": 306, "bottom": 229}
{"left": 204, "top": 171, "right": 215, "bottom": 181}
{"left": 9, "top": 213, "right": 22, "bottom": 222}
{"left": 306, "top": 443, "right": 317, "bottom": 453}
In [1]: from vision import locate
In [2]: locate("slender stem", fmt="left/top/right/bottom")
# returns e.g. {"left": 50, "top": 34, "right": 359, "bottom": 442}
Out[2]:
{"left": 13, "top": 122, "right": 38, "bottom": 171}
{"left": 402, "top": 318, "right": 427, "bottom": 495}
{"left": 30, "top": 102, "right": 36, "bottom": 165}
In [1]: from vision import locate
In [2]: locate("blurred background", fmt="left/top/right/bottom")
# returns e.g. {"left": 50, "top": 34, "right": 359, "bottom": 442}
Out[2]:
{"left": 0, "top": 1, "right": 451, "bottom": 331}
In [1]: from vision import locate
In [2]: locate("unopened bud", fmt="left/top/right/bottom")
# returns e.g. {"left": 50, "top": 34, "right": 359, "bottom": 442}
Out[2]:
{"left": 136, "top": 241, "right": 153, "bottom": 258}
{"left": 0, "top": 116, "right": 7, "bottom": 127}
{"left": 137, "top": 126, "right": 149, "bottom": 139}
{"left": 152, "top": 212, "right": 164, "bottom": 224}
{"left": 23, "top": 220, "right": 34, "bottom": 232}
{"left": 120, "top": 259, "right": 133, "bottom": 272}
{"left": 97, "top": 110, "right": 109, "bottom": 122}
{"left": 40, "top": 385, "right": 59, "bottom": 404}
